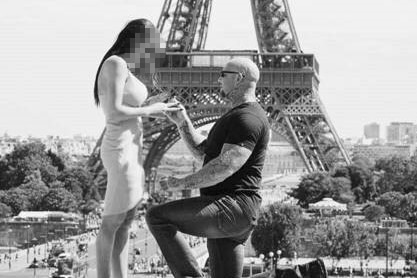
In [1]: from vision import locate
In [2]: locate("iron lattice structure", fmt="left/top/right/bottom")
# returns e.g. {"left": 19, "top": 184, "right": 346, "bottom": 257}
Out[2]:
{"left": 88, "top": 0, "right": 350, "bottom": 195}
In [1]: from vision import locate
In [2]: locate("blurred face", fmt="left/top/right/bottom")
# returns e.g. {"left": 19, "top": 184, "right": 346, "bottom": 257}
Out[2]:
{"left": 128, "top": 27, "right": 165, "bottom": 74}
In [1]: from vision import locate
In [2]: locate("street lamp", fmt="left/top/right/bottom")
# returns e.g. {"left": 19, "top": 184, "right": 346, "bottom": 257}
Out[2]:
{"left": 379, "top": 225, "right": 389, "bottom": 278}
{"left": 47, "top": 232, "right": 54, "bottom": 251}
{"left": 268, "top": 251, "right": 274, "bottom": 270}
{"left": 276, "top": 250, "right": 282, "bottom": 266}
{"left": 24, "top": 225, "right": 31, "bottom": 263}
{"left": 40, "top": 235, "right": 47, "bottom": 259}
{"left": 385, "top": 228, "right": 389, "bottom": 277}
{"left": 259, "top": 254, "right": 265, "bottom": 273}
{"left": 64, "top": 226, "right": 72, "bottom": 239}
{"left": 8, "top": 228, "right": 12, "bottom": 270}
{"left": 410, "top": 222, "right": 414, "bottom": 263}
{"left": 145, "top": 227, "right": 148, "bottom": 255}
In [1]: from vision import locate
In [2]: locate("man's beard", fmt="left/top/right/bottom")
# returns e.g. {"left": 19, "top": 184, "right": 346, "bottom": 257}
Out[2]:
{"left": 220, "top": 89, "right": 227, "bottom": 99}
{"left": 220, "top": 88, "right": 233, "bottom": 100}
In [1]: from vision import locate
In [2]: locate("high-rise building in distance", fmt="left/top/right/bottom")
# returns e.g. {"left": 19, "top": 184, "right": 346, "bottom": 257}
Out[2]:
{"left": 386, "top": 122, "right": 416, "bottom": 145}
{"left": 364, "top": 122, "right": 380, "bottom": 139}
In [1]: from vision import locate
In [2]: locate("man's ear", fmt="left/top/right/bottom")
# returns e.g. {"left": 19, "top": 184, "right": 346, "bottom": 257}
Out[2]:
{"left": 236, "top": 73, "right": 244, "bottom": 83}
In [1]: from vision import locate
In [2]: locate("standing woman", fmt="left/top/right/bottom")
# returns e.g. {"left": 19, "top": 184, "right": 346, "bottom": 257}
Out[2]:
{"left": 93, "top": 19, "right": 180, "bottom": 278}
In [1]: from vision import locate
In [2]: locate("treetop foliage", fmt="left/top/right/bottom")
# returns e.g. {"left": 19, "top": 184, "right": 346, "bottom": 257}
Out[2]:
{"left": 0, "top": 142, "right": 101, "bottom": 216}
{"left": 290, "top": 154, "right": 417, "bottom": 224}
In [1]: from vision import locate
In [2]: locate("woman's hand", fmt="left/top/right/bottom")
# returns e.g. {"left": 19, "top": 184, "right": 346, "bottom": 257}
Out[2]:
{"left": 143, "top": 91, "right": 171, "bottom": 106}
{"left": 145, "top": 102, "right": 182, "bottom": 116}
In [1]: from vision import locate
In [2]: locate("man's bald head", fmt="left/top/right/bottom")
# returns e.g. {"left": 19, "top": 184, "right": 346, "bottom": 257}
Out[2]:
{"left": 224, "top": 57, "right": 260, "bottom": 83}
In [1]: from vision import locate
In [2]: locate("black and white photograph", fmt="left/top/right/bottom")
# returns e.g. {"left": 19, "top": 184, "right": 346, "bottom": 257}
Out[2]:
{"left": 0, "top": 0, "right": 416, "bottom": 277}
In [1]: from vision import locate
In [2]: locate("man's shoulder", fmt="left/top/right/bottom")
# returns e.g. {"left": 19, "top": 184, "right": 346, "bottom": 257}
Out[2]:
{"left": 230, "top": 104, "right": 269, "bottom": 125}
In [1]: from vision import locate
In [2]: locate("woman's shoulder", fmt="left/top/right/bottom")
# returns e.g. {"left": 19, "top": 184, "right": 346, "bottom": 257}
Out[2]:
{"left": 102, "top": 55, "right": 127, "bottom": 75}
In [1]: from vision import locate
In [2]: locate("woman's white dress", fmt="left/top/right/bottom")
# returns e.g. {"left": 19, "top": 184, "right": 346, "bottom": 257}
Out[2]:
{"left": 99, "top": 66, "right": 148, "bottom": 216}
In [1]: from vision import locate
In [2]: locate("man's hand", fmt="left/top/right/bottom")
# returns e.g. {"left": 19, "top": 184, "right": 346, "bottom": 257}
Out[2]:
{"left": 164, "top": 98, "right": 188, "bottom": 125}
{"left": 159, "top": 176, "right": 183, "bottom": 192}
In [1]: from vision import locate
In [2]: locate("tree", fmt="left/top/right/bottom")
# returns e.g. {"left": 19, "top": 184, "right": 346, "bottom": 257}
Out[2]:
{"left": 376, "top": 191, "right": 404, "bottom": 218}
{"left": 79, "top": 199, "right": 99, "bottom": 216}
{"left": 375, "top": 191, "right": 416, "bottom": 220}
{"left": 401, "top": 193, "right": 417, "bottom": 223}
{"left": 363, "top": 204, "right": 385, "bottom": 222}
{"left": 353, "top": 221, "right": 378, "bottom": 260}
{"left": 0, "top": 142, "right": 60, "bottom": 189}
{"left": 332, "top": 166, "right": 350, "bottom": 179}
{"left": 377, "top": 191, "right": 417, "bottom": 222}
{"left": 79, "top": 199, "right": 100, "bottom": 228}
{"left": 331, "top": 161, "right": 376, "bottom": 203}
{"left": 0, "top": 188, "right": 30, "bottom": 215}
{"left": 251, "top": 203, "right": 303, "bottom": 257}
{"left": 315, "top": 219, "right": 377, "bottom": 259}
{"left": 330, "top": 177, "right": 354, "bottom": 204}
{"left": 374, "top": 156, "right": 416, "bottom": 194}
{"left": 46, "top": 149, "right": 66, "bottom": 171}
{"left": 0, "top": 202, "right": 12, "bottom": 218}
{"left": 58, "top": 167, "right": 98, "bottom": 202}
{"left": 347, "top": 165, "right": 375, "bottom": 203}
{"left": 290, "top": 172, "right": 332, "bottom": 208}
{"left": 18, "top": 171, "right": 49, "bottom": 210}
{"left": 351, "top": 155, "right": 374, "bottom": 170}
{"left": 41, "top": 188, "right": 77, "bottom": 212}
{"left": 39, "top": 164, "right": 59, "bottom": 186}
{"left": 375, "top": 229, "right": 408, "bottom": 262}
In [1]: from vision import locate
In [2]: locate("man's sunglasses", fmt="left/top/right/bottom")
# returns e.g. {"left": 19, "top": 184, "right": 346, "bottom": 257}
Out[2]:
{"left": 219, "top": 71, "right": 245, "bottom": 78}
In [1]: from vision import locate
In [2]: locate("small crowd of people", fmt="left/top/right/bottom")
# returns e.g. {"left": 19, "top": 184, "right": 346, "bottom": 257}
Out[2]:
{"left": 0, "top": 252, "right": 18, "bottom": 264}
{"left": 85, "top": 213, "right": 102, "bottom": 229}
{"left": 184, "top": 234, "right": 206, "bottom": 249}
{"left": 330, "top": 265, "right": 414, "bottom": 278}
{"left": 131, "top": 254, "right": 170, "bottom": 277}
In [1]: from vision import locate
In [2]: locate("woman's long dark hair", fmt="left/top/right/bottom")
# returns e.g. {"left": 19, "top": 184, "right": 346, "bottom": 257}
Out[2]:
{"left": 93, "top": 18, "right": 156, "bottom": 106}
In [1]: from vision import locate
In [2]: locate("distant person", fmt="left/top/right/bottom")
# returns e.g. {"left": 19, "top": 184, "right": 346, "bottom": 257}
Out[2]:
{"left": 93, "top": 18, "right": 181, "bottom": 278}
{"left": 146, "top": 57, "right": 270, "bottom": 278}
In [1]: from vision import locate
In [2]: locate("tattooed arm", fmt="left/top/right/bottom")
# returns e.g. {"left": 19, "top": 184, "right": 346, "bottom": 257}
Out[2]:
{"left": 177, "top": 118, "right": 207, "bottom": 161}
{"left": 164, "top": 100, "right": 207, "bottom": 161}
{"left": 161, "top": 143, "right": 252, "bottom": 191}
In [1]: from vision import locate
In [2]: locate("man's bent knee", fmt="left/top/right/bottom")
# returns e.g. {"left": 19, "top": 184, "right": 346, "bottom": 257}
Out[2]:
{"left": 145, "top": 205, "right": 162, "bottom": 226}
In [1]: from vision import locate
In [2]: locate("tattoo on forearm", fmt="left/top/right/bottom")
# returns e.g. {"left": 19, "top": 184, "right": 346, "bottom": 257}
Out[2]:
{"left": 182, "top": 147, "right": 248, "bottom": 190}
{"left": 178, "top": 121, "right": 206, "bottom": 161}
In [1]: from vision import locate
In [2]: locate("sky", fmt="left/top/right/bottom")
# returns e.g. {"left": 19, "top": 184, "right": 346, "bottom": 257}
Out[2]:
{"left": 0, "top": 0, "right": 416, "bottom": 139}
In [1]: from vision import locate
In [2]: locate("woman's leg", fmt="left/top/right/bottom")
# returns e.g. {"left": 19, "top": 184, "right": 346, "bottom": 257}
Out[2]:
{"left": 111, "top": 207, "right": 137, "bottom": 278}
{"left": 96, "top": 211, "right": 128, "bottom": 278}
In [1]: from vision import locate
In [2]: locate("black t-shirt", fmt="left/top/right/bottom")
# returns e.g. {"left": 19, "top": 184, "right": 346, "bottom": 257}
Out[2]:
{"left": 200, "top": 102, "right": 270, "bottom": 198}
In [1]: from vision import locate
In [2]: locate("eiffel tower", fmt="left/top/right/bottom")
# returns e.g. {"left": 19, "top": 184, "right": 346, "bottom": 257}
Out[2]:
{"left": 89, "top": 0, "right": 351, "bottom": 195}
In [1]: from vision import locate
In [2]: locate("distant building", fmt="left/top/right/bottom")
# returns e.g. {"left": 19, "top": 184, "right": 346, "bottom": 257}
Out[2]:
{"left": 380, "top": 218, "right": 408, "bottom": 229}
{"left": 43, "top": 136, "right": 96, "bottom": 156}
{"left": 0, "top": 139, "right": 17, "bottom": 156}
{"left": 0, "top": 211, "right": 81, "bottom": 248}
{"left": 12, "top": 211, "right": 81, "bottom": 223}
{"left": 352, "top": 144, "right": 411, "bottom": 162}
{"left": 263, "top": 140, "right": 306, "bottom": 177}
{"left": 364, "top": 122, "right": 380, "bottom": 139}
{"left": 0, "top": 134, "right": 97, "bottom": 157}
{"left": 386, "top": 122, "right": 416, "bottom": 145}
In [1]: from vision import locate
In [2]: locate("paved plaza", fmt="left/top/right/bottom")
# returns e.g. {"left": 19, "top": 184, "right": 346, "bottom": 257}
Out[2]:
{"left": 0, "top": 222, "right": 208, "bottom": 278}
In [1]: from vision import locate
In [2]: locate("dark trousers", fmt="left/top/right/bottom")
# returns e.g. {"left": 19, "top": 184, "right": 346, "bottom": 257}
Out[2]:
{"left": 145, "top": 194, "right": 256, "bottom": 278}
